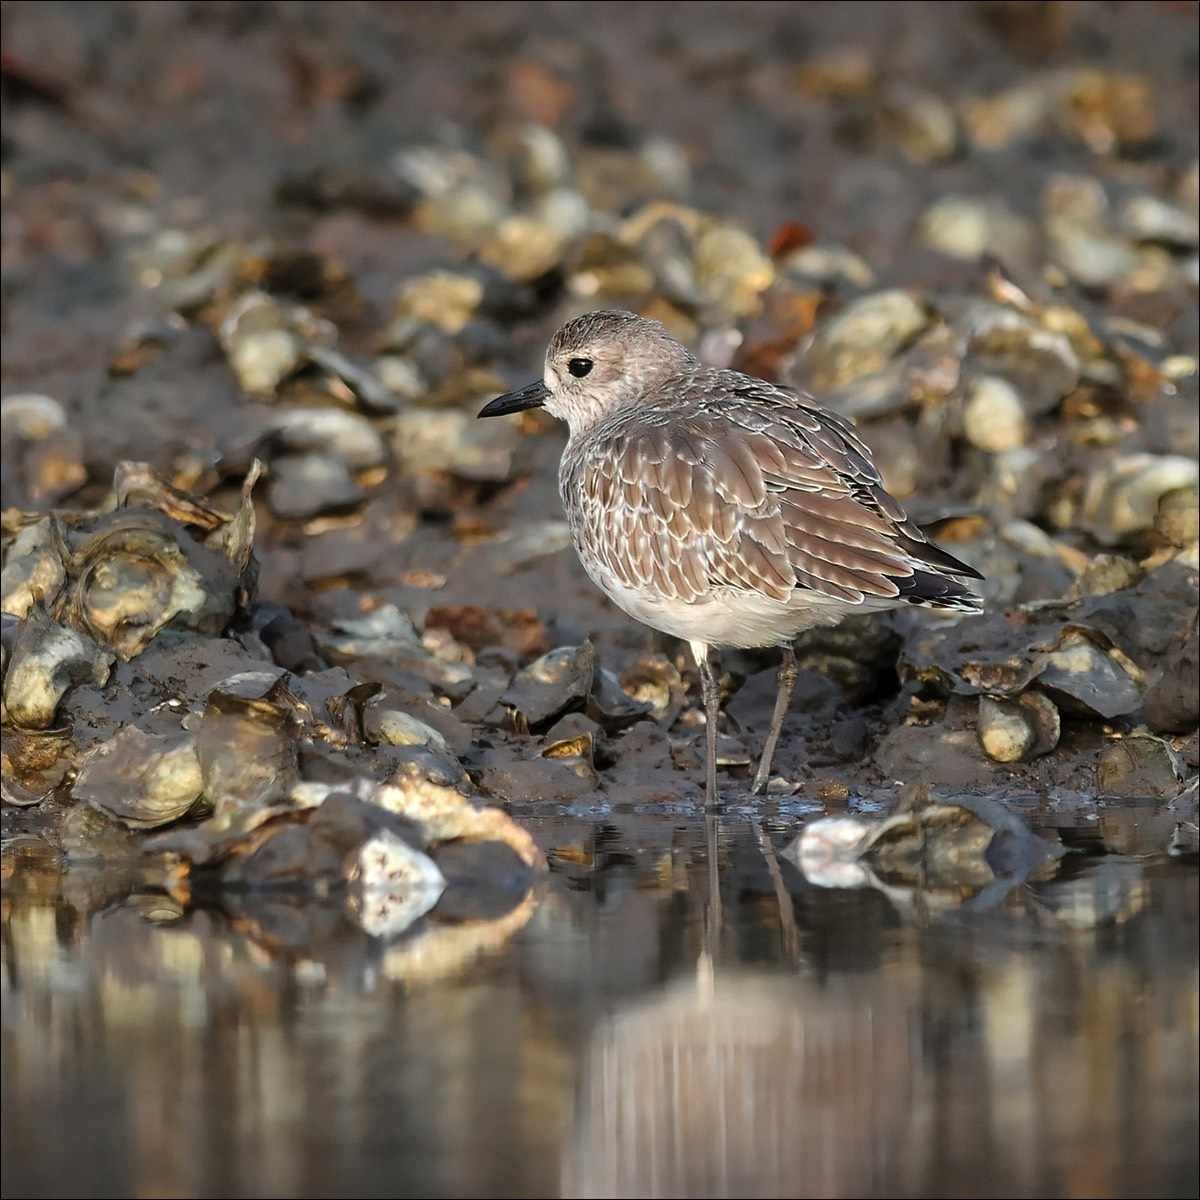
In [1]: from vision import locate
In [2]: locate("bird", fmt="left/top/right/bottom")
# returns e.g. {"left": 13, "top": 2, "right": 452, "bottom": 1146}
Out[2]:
{"left": 479, "top": 309, "right": 984, "bottom": 806}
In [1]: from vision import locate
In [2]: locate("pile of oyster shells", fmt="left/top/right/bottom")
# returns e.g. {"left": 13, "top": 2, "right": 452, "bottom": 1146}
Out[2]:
{"left": 1, "top": 460, "right": 548, "bottom": 937}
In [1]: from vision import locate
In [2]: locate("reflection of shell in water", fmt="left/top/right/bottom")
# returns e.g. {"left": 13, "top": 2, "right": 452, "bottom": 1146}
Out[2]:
{"left": 1030, "top": 857, "right": 1147, "bottom": 930}
{"left": 788, "top": 794, "right": 1064, "bottom": 902}
{"left": 350, "top": 830, "right": 446, "bottom": 940}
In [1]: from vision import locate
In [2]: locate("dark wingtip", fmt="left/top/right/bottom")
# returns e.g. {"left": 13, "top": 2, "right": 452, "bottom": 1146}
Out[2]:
{"left": 920, "top": 540, "right": 985, "bottom": 582}
{"left": 890, "top": 568, "right": 984, "bottom": 611}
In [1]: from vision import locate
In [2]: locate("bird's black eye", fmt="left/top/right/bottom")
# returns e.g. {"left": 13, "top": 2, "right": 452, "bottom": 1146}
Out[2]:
{"left": 567, "top": 357, "right": 594, "bottom": 378}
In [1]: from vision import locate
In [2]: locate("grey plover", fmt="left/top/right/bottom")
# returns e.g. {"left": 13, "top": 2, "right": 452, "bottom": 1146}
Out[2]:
{"left": 480, "top": 309, "right": 983, "bottom": 804}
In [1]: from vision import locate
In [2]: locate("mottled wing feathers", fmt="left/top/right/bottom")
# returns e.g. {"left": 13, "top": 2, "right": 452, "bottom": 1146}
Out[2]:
{"left": 566, "top": 369, "right": 980, "bottom": 609}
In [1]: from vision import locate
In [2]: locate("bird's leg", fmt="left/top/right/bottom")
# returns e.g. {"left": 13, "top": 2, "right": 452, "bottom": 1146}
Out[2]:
{"left": 690, "top": 639, "right": 720, "bottom": 808}
{"left": 751, "top": 646, "right": 797, "bottom": 795}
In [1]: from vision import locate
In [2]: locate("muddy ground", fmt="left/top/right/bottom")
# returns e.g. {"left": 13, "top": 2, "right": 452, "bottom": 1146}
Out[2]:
{"left": 2, "top": 1, "right": 1198, "bottom": 882}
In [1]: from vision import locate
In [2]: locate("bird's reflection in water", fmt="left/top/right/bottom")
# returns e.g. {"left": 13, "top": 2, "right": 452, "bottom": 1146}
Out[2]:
{"left": 564, "top": 813, "right": 919, "bottom": 1200}
{"left": 564, "top": 964, "right": 917, "bottom": 1199}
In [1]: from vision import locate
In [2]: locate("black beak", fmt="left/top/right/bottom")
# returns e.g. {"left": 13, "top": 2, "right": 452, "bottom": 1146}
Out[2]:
{"left": 478, "top": 379, "right": 550, "bottom": 418}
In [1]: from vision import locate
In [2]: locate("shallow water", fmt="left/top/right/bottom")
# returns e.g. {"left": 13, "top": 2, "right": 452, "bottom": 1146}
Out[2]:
{"left": 2, "top": 804, "right": 1197, "bottom": 1200}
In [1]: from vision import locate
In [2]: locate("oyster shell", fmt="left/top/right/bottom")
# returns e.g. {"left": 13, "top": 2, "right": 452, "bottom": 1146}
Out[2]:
{"left": 977, "top": 691, "right": 1061, "bottom": 763}
{"left": 0, "top": 515, "right": 69, "bottom": 617}
{"left": 197, "top": 672, "right": 302, "bottom": 813}
{"left": 73, "top": 726, "right": 207, "bottom": 830}
{"left": 793, "top": 289, "right": 930, "bottom": 392}
{"left": 219, "top": 290, "right": 337, "bottom": 395}
{"left": 60, "top": 511, "right": 239, "bottom": 660}
{"left": 1, "top": 605, "right": 114, "bottom": 731}
{"left": 1079, "top": 454, "right": 1200, "bottom": 546}
{"left": 502, "top": 642, "right": 595, "bottom": 731}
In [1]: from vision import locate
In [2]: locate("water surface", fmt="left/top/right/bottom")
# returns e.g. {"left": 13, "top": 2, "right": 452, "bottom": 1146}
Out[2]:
{"left": 3, "top": 805, "right": 1197, "bottom": 1199}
